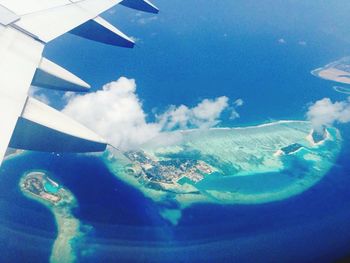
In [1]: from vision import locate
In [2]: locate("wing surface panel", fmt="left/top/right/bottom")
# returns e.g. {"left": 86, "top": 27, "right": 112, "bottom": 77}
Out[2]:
{"left": 0, "top": 25, "right": 44, "bottom": 162}
{"left": 0, "top": 0, "right": 159, "bottom": 165}
{"left": 0, "top": 1, "right": 72, "bottom": 16}
{"left": 14, "top": 0, "right": 123, "bottom": 42}
{"left": 10, "top": 97, "right": 107, "bottom": 152}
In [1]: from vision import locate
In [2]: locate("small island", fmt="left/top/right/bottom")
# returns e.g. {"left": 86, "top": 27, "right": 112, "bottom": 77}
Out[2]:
{"left": 311, "top": 56, "right": 350, "bottom": 84}
{"left": 21, "top": 171, "right": 63, "bottom": 204}
{"left": 20, "top": 171, "right": 87, "bottom": 263}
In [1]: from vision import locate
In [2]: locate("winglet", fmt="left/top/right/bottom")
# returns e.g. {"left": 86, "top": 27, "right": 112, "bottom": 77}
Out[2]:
{"left": 120, "top": 0, "right": 159, "bottom": 14}
{"left": 70, "top": 17, "right": 135, "bottom": 48}
{"left": 32, "top": 58, "right": 90, "bottom": 92}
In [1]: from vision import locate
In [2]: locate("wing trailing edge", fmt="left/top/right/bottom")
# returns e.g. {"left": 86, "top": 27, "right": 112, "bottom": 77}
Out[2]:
{"left": 120, "top": 0, "right": 159, "bottom": 14}
{"left": 32, "top": 58, "right": 90, "bottom": 92}
{"left": 0, "top": 0, "right": 160, "bottom": 166}
{"left": 9, "top": 97, "right": 107, "bottom": 152}
{"left": 70, "top": 16, "right": 135, "bottom": 48}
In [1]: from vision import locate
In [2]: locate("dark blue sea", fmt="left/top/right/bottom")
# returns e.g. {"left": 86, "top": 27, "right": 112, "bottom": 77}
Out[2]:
{"left": 2, "top": 1, "right": 350, "bottom": 262}
{"left": 0, "top": 126, "right": 349, "bottom": 263}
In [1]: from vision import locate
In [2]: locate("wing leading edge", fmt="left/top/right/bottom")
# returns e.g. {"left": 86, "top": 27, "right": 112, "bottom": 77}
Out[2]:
{"left": 0, "top": 0, "right": 159, "bottom": 165}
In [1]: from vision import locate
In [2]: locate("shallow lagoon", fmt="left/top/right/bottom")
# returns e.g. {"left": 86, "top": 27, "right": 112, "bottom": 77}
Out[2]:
{"left": 104, "top": 121, "right": 341, "bottom": 206}
{"left": 44, "top": 182, "right": 60, "bottom": 194}
{"left": 0, "top": 124, "right": 347, "bottom": 263}
{"left": 334, "top": 86, "right": 350, "bottom": 95}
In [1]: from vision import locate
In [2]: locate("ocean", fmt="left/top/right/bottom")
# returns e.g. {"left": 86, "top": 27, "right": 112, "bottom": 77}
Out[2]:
{"left": 2, "top": 0, "right": 350, "bottom": 262}
{"left": 0, "top": 126, "right": 349, "bottom": 262}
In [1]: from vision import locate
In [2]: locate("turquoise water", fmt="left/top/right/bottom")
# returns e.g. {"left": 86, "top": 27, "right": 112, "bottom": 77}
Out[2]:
{"left": 0, "top": 130, "right": 349, "bottom": 263}
{"left": 334, "top": 86, "right": 350, "bottom": 94}
{"left": 44, "top": 182, "right": 59, "bottom": 194}
{"left": 1, "top": 0, "right": 350, "bottom": 262}
{"left": 124, "top": 122, "right": 340, "bottom": 205}
{"left": 197, "top": 172, "right": 297, "bottom": 193}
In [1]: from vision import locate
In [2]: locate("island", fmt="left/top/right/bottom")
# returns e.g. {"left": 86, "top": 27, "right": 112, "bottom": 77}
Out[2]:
{"left": 21, "top": 171, "right": 62, "bottom": 204}
{"left": 125, "top": 150, "right": 215, "bottom": 185}
{"left": 311, "top": 56, "right": 350, "bottom": 84}
{"left": 103, "top": 120, "right": 341, "bottom": 218}
{"left": 20, "top": 171, "right": 88, "bottom": 263}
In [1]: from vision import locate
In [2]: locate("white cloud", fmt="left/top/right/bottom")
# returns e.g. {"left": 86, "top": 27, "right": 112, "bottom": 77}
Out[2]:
{"left": 129, "top": 36, "right": 141, "bottom": 43}
{"left": 137, "top": 16, "right": 158, "bottom": 25}
{"left": 107, "top": 8, "right": 116, "bottom": 15}
{"left": 229, "top": 99, "right": 244, "bottom": 119}
{"left": 63, "top": 77, "right": 159, "bottom": 150}
{"left": 158, "top": 96, "right": 231, "bottom": 130}
{"left": 278, "top": 38, "right": 286, "bottom": 44}
{"left": 233, "top": 98, "right": 244, "bottom": 107}
{"left": 63, "top": 91, "right": 75, "bottom": 102}
{"left": 306, "top": 97, "right": 350, "bottom": 131}
{"left": 29, "top": 86, "right": 51, "bottom": 105}
{"left": 298, "top": 40, "right": 307, "bottom": 46}
{"left": 62, "top": 77, "right": 242, "bottom": 150}
{"left": 159, "top": 105, "right": 191, "bottom": 130}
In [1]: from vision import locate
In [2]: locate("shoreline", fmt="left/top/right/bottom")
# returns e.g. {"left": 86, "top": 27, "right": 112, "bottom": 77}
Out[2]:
{"left": 306, "top": 129, "right": 331, "bottom": 147}
{"left": 311, "top": 56, "right": 350, "bottom": 85}
{"left": 4, "top": 149, "right": 26, "bottom": 162}
{"left": 103, "top": 121, "right": 341, "bottom": 212}
{"left": 178, "top": 120, "right": 308, "bottom": 133}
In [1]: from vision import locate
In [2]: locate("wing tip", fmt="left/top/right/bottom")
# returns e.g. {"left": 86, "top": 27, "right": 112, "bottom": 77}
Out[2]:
{"left": 120, "top": 0, "right": 159, "bottom": 14}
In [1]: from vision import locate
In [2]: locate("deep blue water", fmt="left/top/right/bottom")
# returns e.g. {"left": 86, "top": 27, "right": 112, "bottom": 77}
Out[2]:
{"left": 0, "top": 126, "right": 348, "bottom": 262}
{"left": 45, "top": 0, "right": 350, "bottom": 127}
{"left": 2, "top": 0, "right": 350, "bottom": 262}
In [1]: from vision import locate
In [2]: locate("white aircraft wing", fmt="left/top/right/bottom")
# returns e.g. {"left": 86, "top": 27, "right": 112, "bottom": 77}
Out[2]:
{"left": 0, "top": 0, "right": 159, "bottom": 165}
{"left": 0, "top": 25, "right": 44, "bottom": 163}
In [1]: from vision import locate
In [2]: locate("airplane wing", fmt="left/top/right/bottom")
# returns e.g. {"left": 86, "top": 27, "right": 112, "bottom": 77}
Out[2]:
{"left": 0, "top": 0, "right": 159, "bottom": 165}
